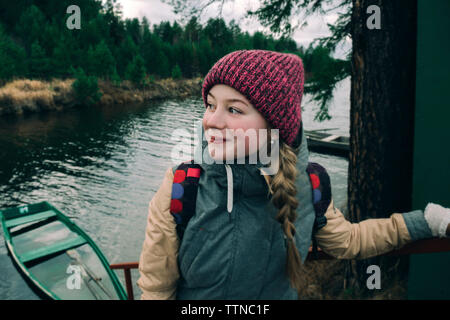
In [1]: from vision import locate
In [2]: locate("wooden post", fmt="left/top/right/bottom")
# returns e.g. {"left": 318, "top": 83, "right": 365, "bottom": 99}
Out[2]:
{"left": 110, "top": 262, "right": 139, "bottom": 300}
{"left": 124, "top": 268, "right": 133, "bottom": 300}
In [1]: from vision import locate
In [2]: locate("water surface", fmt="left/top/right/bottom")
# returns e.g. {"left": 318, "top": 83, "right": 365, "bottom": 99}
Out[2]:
{"left": 0, "top": 78, "right": 350, "bottom": 299}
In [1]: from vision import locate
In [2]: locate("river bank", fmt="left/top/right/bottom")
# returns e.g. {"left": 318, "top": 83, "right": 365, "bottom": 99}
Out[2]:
{"left": 0, "top": 77, "right": 203, "bottom": 116}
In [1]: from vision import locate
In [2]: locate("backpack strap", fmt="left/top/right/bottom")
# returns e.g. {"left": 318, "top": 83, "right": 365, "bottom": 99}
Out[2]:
{"left": 169, "top": 160, "right": 202, "bottom": 240}
{"left": 306, "top": 162, "right": 331, "bottom": 258}
{"left": 169, "top": 160, "right": 332, "bottom": 253}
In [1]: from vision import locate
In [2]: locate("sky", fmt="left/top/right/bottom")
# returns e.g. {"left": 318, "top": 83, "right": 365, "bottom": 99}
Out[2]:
{"left": 118, "top": 0, "right": 352, "bottom": 59}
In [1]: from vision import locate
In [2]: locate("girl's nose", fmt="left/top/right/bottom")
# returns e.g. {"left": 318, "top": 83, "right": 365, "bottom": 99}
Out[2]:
{"left": 204, "top": 106, "right": 227, "bottom": 129}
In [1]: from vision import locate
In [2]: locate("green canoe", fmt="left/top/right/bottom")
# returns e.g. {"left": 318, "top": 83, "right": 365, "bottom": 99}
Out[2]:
{"left": 0, "top": 201, "right": 128, "bottom": 300}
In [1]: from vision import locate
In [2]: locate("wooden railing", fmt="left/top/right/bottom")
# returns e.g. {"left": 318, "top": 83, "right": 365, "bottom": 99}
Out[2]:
{"left": 110, "top": 237, "right": 450, "bottom": 300}
{"left": 109, "top": 261, "right": 139, "bottom": 300}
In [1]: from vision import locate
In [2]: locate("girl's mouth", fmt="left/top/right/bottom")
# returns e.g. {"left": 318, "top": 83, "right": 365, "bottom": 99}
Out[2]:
{"left": 209, "top": 136, "right": 226, "bottom": 143}
{"left": 210, "top": 136, "right": 227, "bottom": 144}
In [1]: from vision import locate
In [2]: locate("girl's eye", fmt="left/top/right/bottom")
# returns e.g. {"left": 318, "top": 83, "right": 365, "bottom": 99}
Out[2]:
{"left": 229, "top": 107, "right": 242, "bottom": 114}
{"left": 206, "top": 103, "right": 241, "bottom": 114}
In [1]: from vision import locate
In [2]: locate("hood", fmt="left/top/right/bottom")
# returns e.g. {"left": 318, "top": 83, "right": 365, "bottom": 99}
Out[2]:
{"left": 192, "top": 124, "right": 314, "bottom": 263}
{"left": 194, "top": 124, "right": 309, "bottom": 218}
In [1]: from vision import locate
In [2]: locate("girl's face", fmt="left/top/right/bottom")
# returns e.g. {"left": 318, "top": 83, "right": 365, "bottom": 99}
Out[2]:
{"left": 203, "top": 84, "right": 270, "bottom": 161}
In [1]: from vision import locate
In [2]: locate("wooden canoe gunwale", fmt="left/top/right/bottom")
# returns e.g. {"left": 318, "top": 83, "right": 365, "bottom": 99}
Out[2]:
{"left": 0, "top": 201, "right": 128, "bottom": 300}
{"left": 304, "top": 130, "right": 350, "bottom": 158}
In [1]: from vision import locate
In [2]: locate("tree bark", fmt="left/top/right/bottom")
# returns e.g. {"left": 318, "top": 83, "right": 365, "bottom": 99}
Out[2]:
{"left": 349, "top": 0, "right": 417, "bottom": 297}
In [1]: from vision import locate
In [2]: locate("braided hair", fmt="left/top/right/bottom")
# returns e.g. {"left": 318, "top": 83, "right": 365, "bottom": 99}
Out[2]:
{"left": 265, "top": 137, "right": 305, "bottom": 295}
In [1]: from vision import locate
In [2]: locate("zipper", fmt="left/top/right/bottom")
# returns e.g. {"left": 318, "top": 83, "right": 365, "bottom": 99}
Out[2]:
{"left": 224, "top": 164, "right": 233, "bottom": 216}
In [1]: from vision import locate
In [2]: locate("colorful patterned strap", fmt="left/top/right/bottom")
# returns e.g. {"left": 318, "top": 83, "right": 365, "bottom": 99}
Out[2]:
{"left": 306, "top": 162, "right": 332, "bottom": 257}
{"left": 169, "top": 160, "right": 202, "bottom": 239}
{"left": 169, "top": 161, "right": 331, "bottom": 243}
{"left": 306, "top": 162, "right": 331, "bottom": 232}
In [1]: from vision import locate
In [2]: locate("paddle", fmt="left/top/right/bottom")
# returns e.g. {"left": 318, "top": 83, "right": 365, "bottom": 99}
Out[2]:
{"left": 66, "top": 249, "right": 114, "bottom": 299}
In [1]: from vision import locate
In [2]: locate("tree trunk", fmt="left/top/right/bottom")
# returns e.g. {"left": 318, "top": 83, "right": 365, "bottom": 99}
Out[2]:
{"left": 349, "top": 0, "right": 417, "bottom": 297}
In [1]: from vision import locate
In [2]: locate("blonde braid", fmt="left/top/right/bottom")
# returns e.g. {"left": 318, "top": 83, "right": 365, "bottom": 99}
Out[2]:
{"left": 268, "top": 142, "right": 305, "bottom": 295}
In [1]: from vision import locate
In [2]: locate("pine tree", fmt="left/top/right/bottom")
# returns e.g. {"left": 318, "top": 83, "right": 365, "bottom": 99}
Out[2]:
{"left": 52, "top": 37, "right": 71, "bottom": 78}
{"left": 0, "top": 25, "right": 26, "bottom": 79}
{"left": 111, "top": 68, "right": 121, "bottom": 86}
{"left": 117, "top": 35, "right": 138, "bottom": 77}
{"left": 183, "top": 17, "right": 202, "bottom": 43}
{"left": 88, "top": 40, "right": 117, "bottom": 79}
{"left": 140, "top": 28, "right": 156, "bottom": 74}
{"left": 71, "top": 67, "right": 102, "bottom": 106}
{"left": 125, "top": 54, "right": 146, "bottom": 85}
{"left": 252, "top": 32, "right": 266, "bottom": 49}
{"left": 15, "top": 5, "right": 46, "bottom": 54}
{"left": 40, "top": 23, "right": 59, "bottom": 57}
{"left": 28, "top": 41, "right": 51, "bottom": 79}
{"left": 155, "top": 50, "right": 170, "bottom": 78}
{"left": 174, "top": 41, "right": 193, "bottom": 78}
{"left": 198, "top": 38, "right": 214, "bottom": 75}
{"left": 171, "top": 64, "right": 182, "bottom": 79}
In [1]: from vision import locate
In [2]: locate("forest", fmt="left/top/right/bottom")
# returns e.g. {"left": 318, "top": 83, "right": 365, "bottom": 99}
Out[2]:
{"left": 0, "top": 0, "right": 346, "bottom": 88}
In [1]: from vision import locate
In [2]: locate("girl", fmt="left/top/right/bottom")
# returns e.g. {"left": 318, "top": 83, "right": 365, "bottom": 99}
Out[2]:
{"left": 137, "top": 50, "right": 450, "bottom": 300}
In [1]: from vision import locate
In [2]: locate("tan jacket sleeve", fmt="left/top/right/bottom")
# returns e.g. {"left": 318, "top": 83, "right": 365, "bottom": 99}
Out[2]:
{"left": 137, "top": 167, "right": 179, "bottom": 300}
{"left": 315, "top": 199, "right": 413, "bottom": 260}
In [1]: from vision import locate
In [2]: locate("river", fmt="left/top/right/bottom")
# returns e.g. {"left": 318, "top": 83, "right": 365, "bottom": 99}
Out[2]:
{"left": 0, "top": 78, "right": 350, "bottom": 299}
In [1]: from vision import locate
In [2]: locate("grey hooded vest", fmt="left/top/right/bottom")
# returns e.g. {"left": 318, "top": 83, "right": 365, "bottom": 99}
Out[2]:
{"left": 174, "top": 127, "right": 317, "bottom": 299}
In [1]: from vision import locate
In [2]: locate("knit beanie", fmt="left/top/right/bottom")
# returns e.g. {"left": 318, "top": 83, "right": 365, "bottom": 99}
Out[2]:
{"left": 202, "top": 49, "right": 305, "bottom": 149}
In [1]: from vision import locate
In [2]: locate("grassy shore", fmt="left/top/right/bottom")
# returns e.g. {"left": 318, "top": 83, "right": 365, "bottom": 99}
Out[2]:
{"left": 0, "top": 77, "right": 203, "bottom": 116}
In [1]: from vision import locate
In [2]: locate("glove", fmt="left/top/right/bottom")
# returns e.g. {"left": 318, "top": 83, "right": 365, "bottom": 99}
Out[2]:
{"left": 424, "top": 203, "right": 450, "bottom": 238}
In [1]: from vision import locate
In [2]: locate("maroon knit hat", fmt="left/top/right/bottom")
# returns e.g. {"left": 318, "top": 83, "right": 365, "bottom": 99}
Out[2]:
{"left": 202, "top": 50, "right": 305, "bottom": 148}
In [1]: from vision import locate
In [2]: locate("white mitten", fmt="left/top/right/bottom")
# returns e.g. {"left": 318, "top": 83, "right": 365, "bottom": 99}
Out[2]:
{"left": 424, "top": 203, "right": 450, "bottom": 238}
